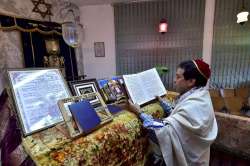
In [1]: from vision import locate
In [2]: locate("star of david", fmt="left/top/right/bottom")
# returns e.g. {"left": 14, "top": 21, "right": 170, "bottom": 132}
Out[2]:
{"left": 31, "top": 0, "right": 53, "bottom": 18}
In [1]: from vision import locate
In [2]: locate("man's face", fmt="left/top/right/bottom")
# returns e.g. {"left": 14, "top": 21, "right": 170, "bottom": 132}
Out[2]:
{"left": 174, "top": 68, "right": 195, "bottom": 95}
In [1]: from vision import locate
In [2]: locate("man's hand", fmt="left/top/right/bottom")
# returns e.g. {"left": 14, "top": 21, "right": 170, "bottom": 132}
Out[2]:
{"left": 156, "top": 96, "right": 172, "bottom": 115}
{"left": 128, "top": 100, "right": 141, "bottom": 116}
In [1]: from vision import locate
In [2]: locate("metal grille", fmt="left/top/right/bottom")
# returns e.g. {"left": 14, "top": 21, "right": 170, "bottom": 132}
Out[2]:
{"left": 211, "top": 0, "right": 250, "bottom": 88}
{"left": 114, "top": 0, "right": 205, "bottom": 90}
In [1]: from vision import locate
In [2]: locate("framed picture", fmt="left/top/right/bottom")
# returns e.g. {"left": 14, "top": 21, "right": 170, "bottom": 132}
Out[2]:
{"left": 97, "top": 76, "right": 127, "bottom": 104}
{"left": 94, "top": 42, "right": 105, "bottom": 57}
{"left": 7, "top": 68, "right": 71, "bottom": 136}
{"left": 58, "top": 92, "right": 113, "bottom": 138}
{"left": 69, "top": 79, "right": 101, "bottom": 105}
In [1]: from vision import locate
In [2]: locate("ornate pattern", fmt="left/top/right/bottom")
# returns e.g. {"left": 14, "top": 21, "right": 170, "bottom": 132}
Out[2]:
{"left": 21, "top": 95, "right": 177, "bottom": 165}
{"left": 31, "top": 0, "right": 52, "bottom": 18}
{"left": 0, "top": 30, "right": 24, "bottom": 72}
{"left": 23, "top": 111, "right": 149, "bottom": 166}
{"left": 0, "top": 0, "right": 81, "bottom": 93}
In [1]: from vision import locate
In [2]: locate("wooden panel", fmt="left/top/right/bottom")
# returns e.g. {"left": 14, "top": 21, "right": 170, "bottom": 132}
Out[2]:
{"left": 235, "top": 87, "right": 249, "bottom": 98}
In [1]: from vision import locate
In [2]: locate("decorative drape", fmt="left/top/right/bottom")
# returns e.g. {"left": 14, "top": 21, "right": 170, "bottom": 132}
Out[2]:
{"left": 0, "top": 14, "right": 78, "bottom": 81}
{"left": 20, "top": 32, "right": 78, "bottom": 80}
{"left": 0, "top": 14, "right": 61, "bottom": 34}
{"left": 114, "top": 0, "right": 205, "bottom": 90}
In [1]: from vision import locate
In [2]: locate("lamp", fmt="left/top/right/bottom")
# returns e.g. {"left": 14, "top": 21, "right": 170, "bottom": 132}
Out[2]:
{"left": 237, "top": 0, "right": 249, "bottom": 25}
{"left": 62, "top": 8, "right": 83, "bottom": 47}
{"left": 159, "top": 18, "right": 168, "bottom": 34}
{"left": 60, "top": 2, "right": 84, "bottom": 81}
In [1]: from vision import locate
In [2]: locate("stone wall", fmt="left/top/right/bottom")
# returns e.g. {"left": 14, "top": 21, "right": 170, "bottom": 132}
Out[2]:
{"left": 0, "top": 0, "right": 83, "bottom": 93}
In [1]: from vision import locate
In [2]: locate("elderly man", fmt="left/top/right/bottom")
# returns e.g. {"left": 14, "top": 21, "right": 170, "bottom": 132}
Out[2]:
{"left": 130, "top": 59, "right": 218, "bottom": 166}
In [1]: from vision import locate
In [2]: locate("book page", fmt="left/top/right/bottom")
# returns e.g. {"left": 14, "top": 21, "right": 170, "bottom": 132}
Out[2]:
{"left": 123, "top": 68, "right": 166, "bottom": 105}
{"left": 123, "top": 74, "right": 148, "bottom": 105}
{"left": 138, "top": 68, "right": 166, "bottom": 103}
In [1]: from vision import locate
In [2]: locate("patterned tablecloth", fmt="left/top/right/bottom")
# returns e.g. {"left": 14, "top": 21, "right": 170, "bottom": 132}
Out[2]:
{"left": 1, "top": 89, "right": 176, "bottom": 166}
{"left": 22, "top": 102, "right": 167, "bottom": 166}
{"left": 4, "top": 90, "right": 249, "bottom": 165}
{"left": 22, "top": 111, "right": 144, "bottom": 166}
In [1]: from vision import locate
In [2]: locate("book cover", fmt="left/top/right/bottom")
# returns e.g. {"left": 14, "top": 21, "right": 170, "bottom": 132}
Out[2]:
{"left": 98, "top": 76, "right": 127, "bottom": 103}
{"left": 107, "top": 104, "right": 122, "bottom": 114}
{"left": 69, "top": 100, "right": 101, "bottom": 133}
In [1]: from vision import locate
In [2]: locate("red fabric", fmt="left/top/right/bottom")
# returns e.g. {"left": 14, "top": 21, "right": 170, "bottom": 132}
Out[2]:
{"left": 194, "top": 59, "right": 211, "bottom": 79}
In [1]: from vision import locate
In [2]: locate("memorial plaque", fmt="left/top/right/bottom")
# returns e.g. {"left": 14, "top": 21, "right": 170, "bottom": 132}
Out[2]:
{"left": 7, "top": 68, "right": 71, "bottom": 136}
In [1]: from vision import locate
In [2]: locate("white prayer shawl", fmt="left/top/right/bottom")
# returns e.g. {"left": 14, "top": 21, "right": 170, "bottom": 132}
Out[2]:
{"left": 155, "top": 88, "right": 218, "bottom": 166}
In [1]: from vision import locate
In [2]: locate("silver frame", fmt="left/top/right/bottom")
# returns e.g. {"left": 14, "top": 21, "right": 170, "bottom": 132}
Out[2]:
{"left": 7, "top": 68, "right": 72, "bottom": 136}
{"left": 94, "top": 42, "right": 105, "bottom": 57}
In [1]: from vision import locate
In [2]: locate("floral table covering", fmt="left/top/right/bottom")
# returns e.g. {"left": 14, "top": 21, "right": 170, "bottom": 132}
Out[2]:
{"left": 22, "top": 93, "right": 177, "bottom": 166}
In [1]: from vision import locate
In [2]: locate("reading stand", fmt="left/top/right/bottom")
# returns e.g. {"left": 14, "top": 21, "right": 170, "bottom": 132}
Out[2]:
{"left": 58, "top": 92, "right": 113, "bottom": 138}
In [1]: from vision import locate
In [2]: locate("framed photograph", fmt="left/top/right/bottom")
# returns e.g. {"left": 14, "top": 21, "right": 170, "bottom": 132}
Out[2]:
{"left": 58, "top": 92, "right": 113, "bottom": 138}
{"left": 94, "top": 42, "right": 105, "bottom": 57}
{"left": 7, "top": 68, "right": 72, "bottom": 136}
{"left": 97, "top": 76, "right": 127, "bottom": 104}
{"left": 69, "top": 79, "right": 101, "bottom": 105}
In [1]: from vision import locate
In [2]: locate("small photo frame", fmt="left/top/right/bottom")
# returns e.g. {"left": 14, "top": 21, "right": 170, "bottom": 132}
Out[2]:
{"left": 97, "top": 76, "right": 128, "bottom": 104}
{"left": 94, "top": 42, "right": 105, "bottom": 57}
{"left": 69, "top": 79, "right": 101, "bottom": 105}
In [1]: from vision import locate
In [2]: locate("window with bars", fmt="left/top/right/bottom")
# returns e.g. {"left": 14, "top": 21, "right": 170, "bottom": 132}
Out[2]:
{"left": 114, "top": 0, "right": 205, "bottom": 90}
{"left": 211, "top": 0, "right": 250, "bottom": 88}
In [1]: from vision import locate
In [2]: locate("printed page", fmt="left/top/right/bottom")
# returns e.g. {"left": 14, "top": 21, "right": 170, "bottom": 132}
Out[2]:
{"left": 9, "top": 69, "right": 70, "bottom": 135}
{"left": 123, "top": 74, "right": 149, "bottom": 105}
{"left": 138, "top": 68, "right": 166, "bottom": 102}
{"left": 123, "top": 68, "right": 166, "bottom": 105}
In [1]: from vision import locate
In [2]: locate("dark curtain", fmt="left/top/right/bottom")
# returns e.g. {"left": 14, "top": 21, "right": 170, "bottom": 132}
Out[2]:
{"left": 20, "top": 32, "right": 78, "bottom": 80}
{"left": 0, "top": 15, "right": 61, "bottom": 34}
{"left": 0, "top": 14, "right": 78, "bottom": 81}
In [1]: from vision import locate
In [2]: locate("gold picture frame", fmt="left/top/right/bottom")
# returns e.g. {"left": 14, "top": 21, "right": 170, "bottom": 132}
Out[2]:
{"left": 58, "top": 92, "right": 113, "bottom": 138}
{"left": 7, "top": 68, "right": 71, "bottom": 136}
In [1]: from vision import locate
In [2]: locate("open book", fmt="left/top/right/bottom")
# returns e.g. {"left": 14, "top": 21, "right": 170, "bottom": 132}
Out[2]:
{"left": 123, "top": 68, "right": 167, "bottom": 105}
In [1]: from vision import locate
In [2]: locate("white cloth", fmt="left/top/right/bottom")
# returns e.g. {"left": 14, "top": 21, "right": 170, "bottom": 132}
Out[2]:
{"left": 155, "top": 87, "right": 218, "bottom": 166}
